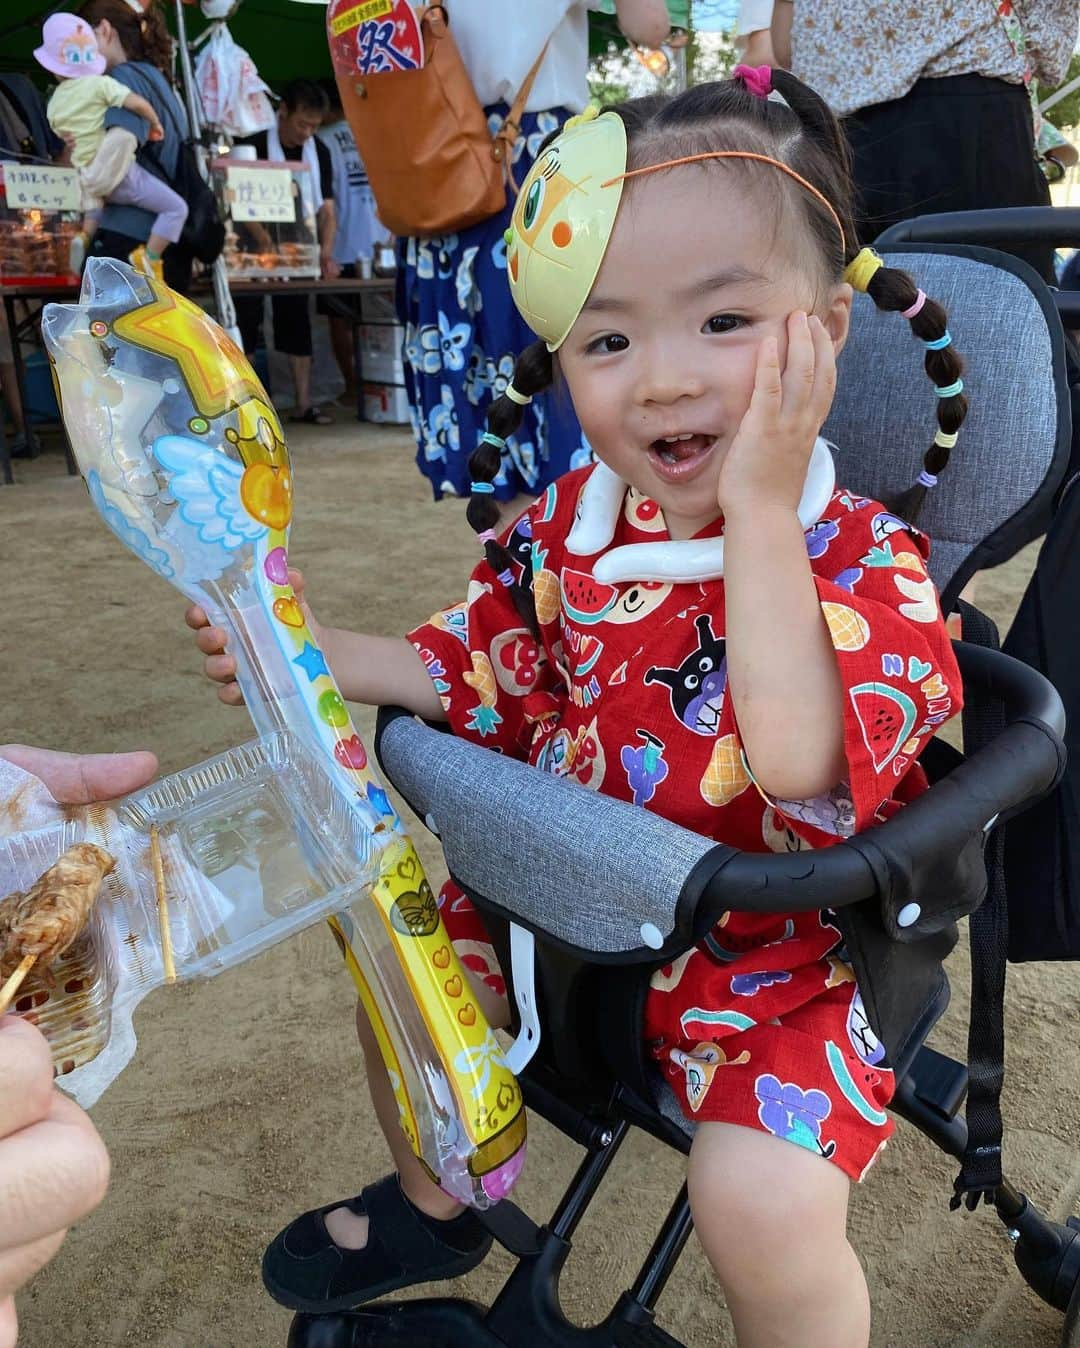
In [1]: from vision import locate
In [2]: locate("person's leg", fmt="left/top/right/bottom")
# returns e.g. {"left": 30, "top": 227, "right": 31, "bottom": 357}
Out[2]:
{"left": 291, "top": 354, "right": 312, "bottom": 415}
{"left": 319, "top": 265, "right": 359, "bottom": 401}
{"left": 689, "top": 1122, "right": 869, "bottom": 1348}
{"left": 274, "top": 294, "right": 332, "bottom": 422}
{"left": 260, "top": 889, "right": 509, "bottom": 1311}
{"left": 108, "top": 164, "right": 188, "bottom": 266}
{"left": 324, "top": 962, "right": 510, "bottom": 1251}
{"left": 233, "top": 295, "right": 265, "bottom": 358}
{"left": 329, "top": 314, "right": 356, "bottom": 398}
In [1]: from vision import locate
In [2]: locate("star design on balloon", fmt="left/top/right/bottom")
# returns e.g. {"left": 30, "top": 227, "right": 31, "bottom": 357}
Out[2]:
{"left": 293, "top": 642, "right": 329, "bottom": 683}
{"left": 112, "top": 279, "right": 267, "bottom": 422}
{"left": 366, "top": 783, "right": 393, "bottom": 819}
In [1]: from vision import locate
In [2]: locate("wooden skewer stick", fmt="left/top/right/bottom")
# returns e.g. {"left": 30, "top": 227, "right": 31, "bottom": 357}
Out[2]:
{"left": 150, "top": 825, "right": 176, "bottom": 985}
{"left": 0, "top": 953, "right": 36, "bottom": 1015}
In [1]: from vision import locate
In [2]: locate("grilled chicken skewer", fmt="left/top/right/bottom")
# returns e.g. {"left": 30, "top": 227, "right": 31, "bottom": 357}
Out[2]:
{"left": 0, "top": 844, "right": 115, "bottom": 1012}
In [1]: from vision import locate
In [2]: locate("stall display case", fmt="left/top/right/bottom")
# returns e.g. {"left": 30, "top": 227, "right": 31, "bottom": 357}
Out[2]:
{"left": 0, "top": 164, "right": 81, "bottom": 285}
{"left": 213, "top": 157, "right": 320, "bottom": 281}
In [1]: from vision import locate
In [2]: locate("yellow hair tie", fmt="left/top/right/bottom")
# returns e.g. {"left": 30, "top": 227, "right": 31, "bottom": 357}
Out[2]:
{"left": 844, "top": 247, "right": 884, "bottom": 293}
{"left": 563, "top": 105, "right": 600, "bottom": 132}
{"left": 934, "top": 428, "right": 959, "bottom": 450}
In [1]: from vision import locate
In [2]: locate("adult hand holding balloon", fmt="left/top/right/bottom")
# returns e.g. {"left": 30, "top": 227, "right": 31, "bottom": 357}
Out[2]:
{"left": 39, "top": 258, "right": 526, "bottom": 1207}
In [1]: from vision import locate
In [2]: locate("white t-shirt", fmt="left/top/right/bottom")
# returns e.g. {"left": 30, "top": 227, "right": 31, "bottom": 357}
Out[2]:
{"left": 449, "top": 0, "right": 602, "bottom": 114}
{"left": 736, "top": 0, "right": 773, "bottom": 37}
{"left": 318, "top": 120, "right": 390, "bottom": 263}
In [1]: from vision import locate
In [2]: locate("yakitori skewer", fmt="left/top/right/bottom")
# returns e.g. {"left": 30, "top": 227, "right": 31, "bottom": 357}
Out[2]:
{"left": 0, "top": 844, "right": 115, "bottom": 1014}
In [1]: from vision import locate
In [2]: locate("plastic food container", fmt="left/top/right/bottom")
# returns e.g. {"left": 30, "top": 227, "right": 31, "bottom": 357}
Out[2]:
{"left": 0, "top": 731, "right": 385, "bottom": 1103}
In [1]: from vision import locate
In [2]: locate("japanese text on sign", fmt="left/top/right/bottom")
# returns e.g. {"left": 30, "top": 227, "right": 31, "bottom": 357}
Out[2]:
{"left": 356, "top": 16, "right": 422, "bottom": 73}
{"left": 226, "top": 166, "right": 296, "bottom": 223}
{"left": 331, "top": 0, "right": 391, "bottom": 37}
{"left": 3, "top": 165, "right": 80, "bottom": 213}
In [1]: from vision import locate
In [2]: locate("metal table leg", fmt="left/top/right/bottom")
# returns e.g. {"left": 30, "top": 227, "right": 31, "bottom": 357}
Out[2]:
{"left": 7, "top": 293, "right": 78, "bottom": 475}
{"left": 4, "top": 293, "right": 38, "bottom": 460}
{"left": 0, "top": 395, "right": 11, "bottom": 485}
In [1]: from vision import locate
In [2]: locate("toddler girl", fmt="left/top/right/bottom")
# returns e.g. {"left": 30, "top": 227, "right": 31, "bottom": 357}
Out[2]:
{"left": 35, "top": 13, "right": 188, "bottom": 279}
{"left": 190, "top": 67, "right": 967, "bottom": 1347}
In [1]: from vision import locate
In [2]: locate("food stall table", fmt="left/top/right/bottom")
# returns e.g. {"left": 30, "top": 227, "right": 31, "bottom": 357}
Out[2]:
{"left": 1, "top": 275, "right": 398, "bottom": 483}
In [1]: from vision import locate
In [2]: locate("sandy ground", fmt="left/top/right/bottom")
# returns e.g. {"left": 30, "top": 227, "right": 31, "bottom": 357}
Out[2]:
{"left": 3, "top": 426, "right": 1078, "bottom": 1348}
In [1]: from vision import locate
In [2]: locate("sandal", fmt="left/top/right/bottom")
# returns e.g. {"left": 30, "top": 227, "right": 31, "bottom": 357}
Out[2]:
{"left": 289, "top": 405, "right": 334, "bottom": 426}
{"left": 261, "top": 1174, "right": 492, "bottom": 1313}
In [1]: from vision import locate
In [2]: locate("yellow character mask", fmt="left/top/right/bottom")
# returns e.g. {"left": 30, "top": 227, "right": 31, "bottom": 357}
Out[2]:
{"left": 505, "top": 109, "right": 627, "bottom": 351}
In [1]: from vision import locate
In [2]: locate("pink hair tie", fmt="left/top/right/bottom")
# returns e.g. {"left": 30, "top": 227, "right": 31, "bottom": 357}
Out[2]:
{"left": 733, "top": 64, "right": 773, "bottom": 99}
{"left": 477, "top": 529, "right": 497, "bottom": 544}
{"left": 901, "top": 290, "right": 927, "bottom": 320}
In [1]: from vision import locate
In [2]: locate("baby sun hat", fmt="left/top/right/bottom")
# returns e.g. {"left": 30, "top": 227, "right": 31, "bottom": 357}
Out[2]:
{"left": 35, "top": 14, "right": 107, "bottom": 80}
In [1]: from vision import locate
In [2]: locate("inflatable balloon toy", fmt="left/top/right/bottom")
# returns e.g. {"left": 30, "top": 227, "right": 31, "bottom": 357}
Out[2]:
{"left": 37, "top": 257, "right": 526, "bottom": 1207}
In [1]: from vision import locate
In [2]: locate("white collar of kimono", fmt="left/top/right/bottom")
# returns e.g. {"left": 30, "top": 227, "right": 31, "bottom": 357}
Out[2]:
{"left": 565, "top": 437, "right": 836, "bottom": 585}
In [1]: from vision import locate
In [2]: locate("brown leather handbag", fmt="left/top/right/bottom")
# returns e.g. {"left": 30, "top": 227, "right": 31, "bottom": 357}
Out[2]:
{"left": 331, "top": 4, "right": 547, "bottom": 237}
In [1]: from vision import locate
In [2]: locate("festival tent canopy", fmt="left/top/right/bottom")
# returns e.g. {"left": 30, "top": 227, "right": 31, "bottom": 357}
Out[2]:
{"left": 0, "top": 1, "right": 693, "bottom": 89}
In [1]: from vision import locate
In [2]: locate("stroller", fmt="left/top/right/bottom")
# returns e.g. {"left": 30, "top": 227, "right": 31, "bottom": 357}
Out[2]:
{"left": 288, "top": 224, "right": 1077, "bottom": 1348}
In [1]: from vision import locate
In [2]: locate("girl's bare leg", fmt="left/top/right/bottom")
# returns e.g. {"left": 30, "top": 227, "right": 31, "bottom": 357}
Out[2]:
{"left": 325, "top": 973, "right": 509, "bottom": 1249}
{"left": 689, "top": 1121, "right": 870, "bottom": 1348}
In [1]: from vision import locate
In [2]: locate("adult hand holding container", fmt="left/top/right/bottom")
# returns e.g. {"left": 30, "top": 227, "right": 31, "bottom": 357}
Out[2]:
{"left": 38, "top": 258, "right": 525, "bottom": 1207}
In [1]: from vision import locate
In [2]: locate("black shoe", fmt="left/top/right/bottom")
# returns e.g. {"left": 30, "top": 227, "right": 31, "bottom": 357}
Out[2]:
{"left": 262, "top": 1174, "right": 492, "bottom": 1314}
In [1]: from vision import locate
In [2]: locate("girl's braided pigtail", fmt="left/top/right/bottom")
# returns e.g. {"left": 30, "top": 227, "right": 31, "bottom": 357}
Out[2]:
{"left": 756, "top": 74, "right": 966, "bottom": 524}
{"left": 465, "top": 338, "right": 554, "bottom": 636}
{"left": 846, "top": 248, "right": 968, "bottom": 524}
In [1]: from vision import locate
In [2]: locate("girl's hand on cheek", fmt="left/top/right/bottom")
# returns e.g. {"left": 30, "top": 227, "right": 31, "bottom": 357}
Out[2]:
{"left": 717, "top": 310, "right": 837, "bottom": 518}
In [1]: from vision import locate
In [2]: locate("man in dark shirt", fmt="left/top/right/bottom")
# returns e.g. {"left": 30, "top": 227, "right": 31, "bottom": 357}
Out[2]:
{"left": 235, "top": 79, "right": 339, "bottom": 425}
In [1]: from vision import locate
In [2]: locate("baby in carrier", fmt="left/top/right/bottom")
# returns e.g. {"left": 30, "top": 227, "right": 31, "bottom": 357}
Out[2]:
{"left": 35, "top": 13, "right": 188, "bottom": 280}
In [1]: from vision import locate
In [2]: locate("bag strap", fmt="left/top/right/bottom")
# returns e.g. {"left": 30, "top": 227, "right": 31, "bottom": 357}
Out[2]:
{"left": 491, "top": 43, "right": 550, "bottom": 193}
{"left": 422, "top": 2, "right": 548, "bottom": 192}
{"left": 950, "top": 599, "right": 1009, "bottom": 1212}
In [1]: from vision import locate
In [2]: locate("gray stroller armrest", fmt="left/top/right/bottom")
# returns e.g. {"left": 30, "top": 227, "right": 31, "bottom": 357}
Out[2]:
{"left": 376, "top": 710, "right": 721, "bottom": 960}
{"left": 376, "top": 712, "right": 888, "bottom": 960}
{"left": 375, "top": 643, "right": 1064, "bottom": 959}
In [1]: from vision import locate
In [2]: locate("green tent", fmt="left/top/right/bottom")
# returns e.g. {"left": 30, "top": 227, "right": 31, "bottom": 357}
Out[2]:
{"left": 0, "top": 1, "right": 335, "bottom": 85}
{"left": 0, "top": 2, "right": 691, "bottom": 90}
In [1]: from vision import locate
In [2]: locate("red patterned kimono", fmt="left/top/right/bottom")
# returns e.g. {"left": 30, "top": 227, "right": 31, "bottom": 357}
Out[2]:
{"left": 408, "top": 465, "right": 961, "bottom": 1181}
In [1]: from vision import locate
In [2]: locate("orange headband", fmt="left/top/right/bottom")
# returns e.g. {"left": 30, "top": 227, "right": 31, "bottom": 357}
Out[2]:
{"left": 601, "top": 151, "right": 846, "bottom": 253}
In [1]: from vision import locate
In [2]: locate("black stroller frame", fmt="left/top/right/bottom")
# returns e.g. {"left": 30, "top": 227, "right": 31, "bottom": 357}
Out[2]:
{"left": 288, "top": 217, "right": 1080, "bottom": 1348}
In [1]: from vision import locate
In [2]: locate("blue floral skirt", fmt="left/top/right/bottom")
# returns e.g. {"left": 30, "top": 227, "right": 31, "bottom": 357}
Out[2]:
{"left": 397, "top": 105, "right": 592, "bottom": 502}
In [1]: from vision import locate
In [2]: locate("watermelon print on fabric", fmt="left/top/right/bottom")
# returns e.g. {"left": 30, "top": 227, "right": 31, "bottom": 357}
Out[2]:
{"left": 407, "top": 463, "right": 961, "bottom": 1181}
